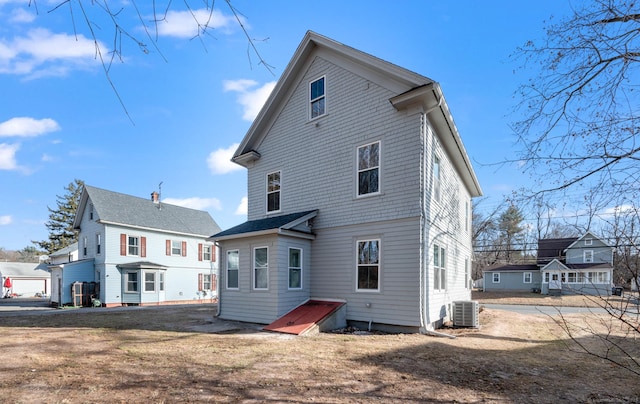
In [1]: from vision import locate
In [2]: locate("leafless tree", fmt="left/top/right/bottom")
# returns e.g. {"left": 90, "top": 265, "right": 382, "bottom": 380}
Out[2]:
{"left": 511, "top": 0, "right": 640, "bottom": 205}
{"left": 32, "top": 0, "right": 273, "bottom": 120}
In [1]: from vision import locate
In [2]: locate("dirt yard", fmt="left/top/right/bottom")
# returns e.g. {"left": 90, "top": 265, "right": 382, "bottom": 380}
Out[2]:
{"left": 0, "top": 299, "right": 639, "bottom": 403}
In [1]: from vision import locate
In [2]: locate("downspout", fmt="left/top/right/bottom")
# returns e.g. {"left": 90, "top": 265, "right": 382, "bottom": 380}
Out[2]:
{"left": 214, "top": 241, "right": 221, "bottom": 317}
{"left": 419, "top": 88, "right": 443, "bottom": 333}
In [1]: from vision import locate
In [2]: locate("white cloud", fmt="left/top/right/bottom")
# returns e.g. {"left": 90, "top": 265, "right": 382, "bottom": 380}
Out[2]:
{"left": 163, "top": 197, "right": 222, "bottom": 211}
{"left": 0, "top": 143, "right": 19, "bottom": 170}
{"left": 0, "top": 28, "right": 103, "bottom": 78}
{"left": 9, "top": 7, "right": 35, "bottom": 23}
{"left": 155, "top": 8, "right": 239, "bottom": 38}
{"left": 0, "top": 215, "right": 12, "bottom": 225}
{"left": 223, "top": 79, "right": 276, "bottom": 121}
{"left": 0, "top": 117, "right": 60, "bottom": 137}
{"left": 41, "top": 153, "right": 54, "bottom": 162}
{"left": 207, "top": 143, "right": 242, "bottom": 175}
{"left": 235, "top": 196, "right": 247, "bottom": 215}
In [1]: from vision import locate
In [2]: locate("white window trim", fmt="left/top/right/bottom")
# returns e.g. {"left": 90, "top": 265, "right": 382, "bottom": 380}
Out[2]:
{"left": 433, "top": 244, "right": 446, "bottom": 291}
{"left": 171, "top": 240, "right": 183, "bottom": 256}
{"left": 584, "top": 250, "right": 594, "bottom": 263}
{"left": 226, "top": 250, "right": 239, "bottom": 290}
{"left": 253, "top": 246, "right": 269, "bottom": 290}
{"left": 203, "top": 244, "right": 212, "bottom": 261}
{"left": 356, "top": 141, "right": 381, "bottom": 198}
{"left": 143, "top": 271, "right": 156, "bottom": 293}
{"left": 493, "top": 273, "right": 500, "bottom": 283}
{"left": 288, "top": 247, "right": 303, "bottom": 290}
{"left": 356, "top": 238, "right": 381, "bottom": 292}
{"left": 127, "top": 235, "right": 140, "bottom": 257}
{"left": 266, "top": 170, "right": 282, "bottom": 214}
{"left": 125, "top": 271, "right": 139, "bottom": 293}
{"left": 159, "top": 272, "right": 165, "bottom": 292}
{"left": 585, "top": 238, "right": 593, "bottom": 246}
{"left": 523, "top": 272, "right": 532, "bottom": 283}
{"left": 433, "top": 154, "right": 441, "bottom": 202}
{"left": 96, "top": 233, "right": 101, "bottom": 255}
{"left": 309, "top": 75, "right": 326, "bottom": 120}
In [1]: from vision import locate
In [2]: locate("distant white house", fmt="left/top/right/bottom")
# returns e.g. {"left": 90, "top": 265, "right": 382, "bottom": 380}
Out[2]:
{"left": 49, "top": 185, "right": 221, "bottom": 307}
{"left": 0, "top": 262, "right": 51, "bottom": 298}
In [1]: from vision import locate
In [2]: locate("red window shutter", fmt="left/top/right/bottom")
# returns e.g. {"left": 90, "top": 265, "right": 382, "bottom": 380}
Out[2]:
{"left": 198, "top": 273, "right": 203, "bottom": 291}
{"left": 166, "top": 240, "right": 171, "bottom": 256}
{"left": 182, "top": 241, "right": 187, "bottom": 257}
{"left": 198, "top": 243, "right": 203, "bottom": 261}
{"left": 212, "top": 274, "right": 217, "bottom": 290}
{"left": 211, "top": 245, "right": 216, "bottom": 262}
{"left": 120, "top": 234, "right": 126, "bottom": 256}
{"left": 141, "top": 237, "right": 147, "bottom": 258}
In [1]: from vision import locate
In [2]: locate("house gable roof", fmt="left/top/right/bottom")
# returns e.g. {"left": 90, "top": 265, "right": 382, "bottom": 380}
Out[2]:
{"left": 564, "top": 231, "right": 612, "bottom": 251}
{"left": 73, "top": 185, "right": 221, "bottom": 237}
{"left": 211, "top": 210, "right": 317, "bottom": 241}
{"left": 49, "top": 242, "right": 78, "bottom": 258}
{"left": 483, "top": 264, "right": 539, "bottom": 273}
{"left": 536, "top": 237, "right": 577, "bottom": 264}
{"left": 232, "top": 31, "right": 481, "bottom": 197}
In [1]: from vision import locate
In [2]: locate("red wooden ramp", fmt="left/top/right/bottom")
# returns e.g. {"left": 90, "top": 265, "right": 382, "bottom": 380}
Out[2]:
{"left": 263, "top": 300, "right": 344, "bottom": 335}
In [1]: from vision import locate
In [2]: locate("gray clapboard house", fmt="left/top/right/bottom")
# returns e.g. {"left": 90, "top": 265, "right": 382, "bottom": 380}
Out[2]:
{"left": 51, "top": 185, "right": 221, "bottom": 307}
{"left": 210, "top": 31, "right": 482, "bottom": 332}
{"left": 483, "top": 232, "right": 614, "bottom": 295}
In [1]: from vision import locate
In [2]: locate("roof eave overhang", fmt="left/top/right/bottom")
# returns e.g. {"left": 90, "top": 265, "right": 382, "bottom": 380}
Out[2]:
{"left": 211, "top": 228, "right": 316, "bottom": 243}
{"left": 232, "top": 150, "right": 261, "bottom": 168}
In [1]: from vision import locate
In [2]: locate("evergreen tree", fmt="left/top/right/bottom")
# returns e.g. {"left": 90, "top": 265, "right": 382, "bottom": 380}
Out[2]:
{"left": 497, "top": 205, "right": 526, "bottom": 263}
{"left": 33, "top": 179, "right": 84, "bottom": 255}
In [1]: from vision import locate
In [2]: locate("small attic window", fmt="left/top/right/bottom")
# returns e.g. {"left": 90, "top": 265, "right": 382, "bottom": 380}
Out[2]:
{"left": 310, "top": 76, "right": 326, "bottom": 119}
{"left": 89, "top": 203, "right": 94, "bottom": 220}
{"left": 585, "top": 238, "right": 593, "bottom": 246}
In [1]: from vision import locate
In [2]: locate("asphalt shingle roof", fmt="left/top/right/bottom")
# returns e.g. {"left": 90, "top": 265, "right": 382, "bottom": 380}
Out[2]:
{"left": 212, "top": 210, "right": 316, "bottom": 238}
{"left": 80, "top": 185, "right": 220, "bottom": 237}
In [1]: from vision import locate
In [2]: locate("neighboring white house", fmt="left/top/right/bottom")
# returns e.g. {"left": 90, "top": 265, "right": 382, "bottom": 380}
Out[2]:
{"left": 483, "top": 232, "right": 614, "bottom": 295}
{"left": 211, "top": 31, "right": 482, "bottom": 332}
{"left": 50, "top": 185, "right": 221, "bottom": 307}
{"left": 0, "top": 262, "right": 51, "bottom": 298}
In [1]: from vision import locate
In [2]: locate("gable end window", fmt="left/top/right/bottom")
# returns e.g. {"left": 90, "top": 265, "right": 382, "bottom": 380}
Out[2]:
{"left": 357, "top": 142, "right": 380, "bottom": 196}
{"left": 267, "top": 171, "right": 281, "bottom": 213}
{"left": 585, "top": 238, "right": 593, "bottom": 246}
{"left": 310, "top": 76, "right": 325, "bottom": 119}
{"left": 357, "top": 239, "right": 380, "bottom": 291}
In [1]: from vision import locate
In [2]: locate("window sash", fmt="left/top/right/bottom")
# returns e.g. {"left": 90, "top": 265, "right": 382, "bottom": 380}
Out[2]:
{"left": 171, "top": 240, "right": 182, "bottom": 255}
{"left": 267, "top": 171, "right": 281, "bottom": 212}
{"left": 126, "top": 272, "right": 138, "bottom": 292}
{"left": 357, "top": 142, "right": 380, "bottom": 196}
{"left": 203, "top": 274, "right": 212, "bottom": 290}
{"left": 433, "top": 245, "right": 446, "bottom": 290}
{"left": 493, "top": 273, "right": 500, "bottom": 283}
{"left": 289, "top": 248, "right": 302, "bottom": 289}
{"left": 433, "top": 155, "right": 441, "bottom": 201}
{"left": 128, "top": 236, "right": 139, "bottom": 256}
{"left": 254, "top": 247, "right": 268, "bottom": 289}
{"left": 144, "top": 272, "right": 156, "bottom": 292}
{"left": 310, "top": 77, "right": 325, "bottom": 118}
{"left": 357, "top": 240, "right": 380, "bottom": 291}
{"left": 584, "top": 250, "right": 594, "bottom": 263}
{"left": 227, "top": 250, "right": 239, "bottom": 289}
{"left": 159, "top": 272, "right": 165, "bottom": 291}
{"left": 523, "top": 272, "right": 532, "bottom": 283}
{"left": 203, "top": 245, "right": 211, "bottom": 261}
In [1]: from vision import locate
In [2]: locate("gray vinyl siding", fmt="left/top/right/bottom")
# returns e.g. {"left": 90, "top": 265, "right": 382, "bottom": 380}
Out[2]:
{"left": 484, "top": 271, "right": 542, "bottom": 292}
{"left": 310, "top": 217, "right": 422, "bottom": 328}
{"left": 218, "top": 235, "right": 312, "bottom": 324}
{"left": 565, "top": 245, "right": 613, "bottom": 264}
{"left": 246, "top": 56, "right": 422, "bottom": 228}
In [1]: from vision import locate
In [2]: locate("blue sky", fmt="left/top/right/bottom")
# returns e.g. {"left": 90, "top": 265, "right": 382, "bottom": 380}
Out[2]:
{"left": 0, "top": 1, "right": 574, "bottom": 250}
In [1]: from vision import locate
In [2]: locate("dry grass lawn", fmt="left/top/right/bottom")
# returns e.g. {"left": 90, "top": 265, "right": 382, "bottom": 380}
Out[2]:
{"left": 0, "top": 298, "right": 639, "bottom": 403}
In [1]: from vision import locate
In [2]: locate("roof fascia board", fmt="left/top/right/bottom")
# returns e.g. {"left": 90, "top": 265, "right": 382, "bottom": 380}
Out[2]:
{"left": 280, "top": 210, "right": 318, "bottom": 230}
{"left": 72, "top": 189, "right": 90, "bottom": 229}
{"left": 564, "top": 231, "right": 610, "bottom": 251}
{"left": 540, "top": 259, "right": 569, "bottom": 271}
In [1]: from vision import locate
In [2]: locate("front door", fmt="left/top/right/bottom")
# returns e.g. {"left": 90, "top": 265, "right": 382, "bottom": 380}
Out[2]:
{"left": 549, "top": 271, "right": 562, "bottom": 290}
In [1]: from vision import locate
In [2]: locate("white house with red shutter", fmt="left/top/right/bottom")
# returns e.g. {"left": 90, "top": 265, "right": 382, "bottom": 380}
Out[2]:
{"left": 61, "top": 185, "right": 220, "bottom": 307}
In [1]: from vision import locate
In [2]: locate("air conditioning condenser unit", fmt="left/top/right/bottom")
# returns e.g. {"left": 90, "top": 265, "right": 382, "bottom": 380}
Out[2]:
{"left": 453, "top": 300, "right": 479, "bottom": 328}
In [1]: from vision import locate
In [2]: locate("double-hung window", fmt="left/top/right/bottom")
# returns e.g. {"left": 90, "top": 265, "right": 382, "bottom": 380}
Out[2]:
{"left": 144, "top": 272, "right": 156, "bottom": 292}
{"left": 584, "top": 250, "right": 594, "bottom": 263}
{"left": 125, "top": 272, "right": 138, "bottom": 293}
{"left": 96, "top": 233, "right": 101, "bottom": 255}
{"left": 254, "top": 247, "right": 269, "bottom": 290}
{"left": 310, "top": 76, "right": 325, "bottom": 119}
{"left": 171, "top": 240, "right": 183, "bottom": 256}
{"left": 267, "top": 171, "right": 281, "bottom": 213}
{"left": 357, "top": 142, "right": 380, "bottom": 196}
{"left": 226, "top": 250, "right": 239, "bottom": 289}
{"left": 523, "top": 272, "right": 532, "bottom": 283}
{"left": 289, "top": 248, "right": 302, "bottom": 289}
{"left": 357, "top": 239, "right": 380, "bottom": 291}
{"left": 83, "top": 236, "right": 87, "bottom": 256}
{"left": 434, "top": 244, "right": 446, "bottom": 290}
{"left": 128, "top": 236, "right": 139, "bottom": 256}
{"left": 203, "top": 245, "right": 212, "bottom": 261}
{"left": 493, "top": 272, "right": 500, "bottom": 283}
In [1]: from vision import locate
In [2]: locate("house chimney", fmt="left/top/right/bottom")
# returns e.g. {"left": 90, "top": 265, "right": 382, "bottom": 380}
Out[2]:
{"left": 151, "top": 191, "right": 159, "bottom": 203}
